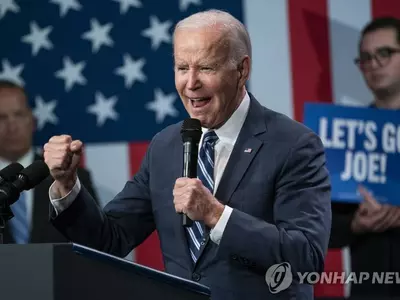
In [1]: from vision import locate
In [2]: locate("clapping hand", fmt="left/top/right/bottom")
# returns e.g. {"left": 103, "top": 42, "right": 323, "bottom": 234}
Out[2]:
{"left": 351, "top": 185, "right": 400, "bottom": 233}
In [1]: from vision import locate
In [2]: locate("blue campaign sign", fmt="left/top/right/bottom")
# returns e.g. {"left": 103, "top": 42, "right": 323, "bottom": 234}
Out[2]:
{"left": 303, "top": 103, "right": 400, "bottom": 205}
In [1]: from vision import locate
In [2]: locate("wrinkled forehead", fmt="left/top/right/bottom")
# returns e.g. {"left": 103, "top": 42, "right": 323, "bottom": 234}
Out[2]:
{"left": 0, "top": 87, "right": 29, "bottom": 111}
{"left": 173, "top": 27, "right": 230, "bottom": 64}
{"left": 360, "top": 28, "right": 399, "bottom": 52}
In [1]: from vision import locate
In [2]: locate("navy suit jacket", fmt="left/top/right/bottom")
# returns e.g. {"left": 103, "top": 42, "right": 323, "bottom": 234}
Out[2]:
{"left": 51, "top": 94, "right": 332, "bottom": 300}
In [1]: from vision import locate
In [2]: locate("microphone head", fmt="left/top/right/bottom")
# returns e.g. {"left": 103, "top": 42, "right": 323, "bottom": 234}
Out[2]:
{"left": 19, "top": 160, "right": 50, "bottom": 190}
{"left": 181, "top": 118, "right": 202, "bottom": 143}
{"left": 0, "top": 162, "right": 24, "bottom": 182}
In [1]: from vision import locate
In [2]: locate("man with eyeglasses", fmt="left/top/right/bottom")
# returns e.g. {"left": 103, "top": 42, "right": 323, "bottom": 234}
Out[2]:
{"left": 330, "top": 17, "right": 400, "bottom": 299}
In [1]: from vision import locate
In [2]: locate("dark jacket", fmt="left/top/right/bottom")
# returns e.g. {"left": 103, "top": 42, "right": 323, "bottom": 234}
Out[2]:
{"left": 3, "top": 153, "right": 98, "bottom": 244}
{"left": 50, "top": 95, "right": 332, "bottom": 300}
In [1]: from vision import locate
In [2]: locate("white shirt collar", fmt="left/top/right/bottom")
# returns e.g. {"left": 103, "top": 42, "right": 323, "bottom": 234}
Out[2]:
{"left": 0, "top": 148, "right": 35, "bottom": 170}
{"left": 202, "top": 91, "right": 250, "bottom": 145}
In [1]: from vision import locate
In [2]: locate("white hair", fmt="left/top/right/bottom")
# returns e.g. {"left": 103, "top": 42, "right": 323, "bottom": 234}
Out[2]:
{"left": 173, "top": 9, "right": 252, "bottom": 69}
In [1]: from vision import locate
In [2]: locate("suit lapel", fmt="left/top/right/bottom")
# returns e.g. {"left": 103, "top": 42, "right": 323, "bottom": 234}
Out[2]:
{"left": 194, "top": 95, "right": 267, "bottom": 268}
{"left": 214, "top": 95, "right": 267, "bottom": 206}
{"left": 30, "top": 178, "right": 45, "bottom": 242}
{"left": 29, "top": 154, "right": 41, "bottom": 242}
{"left": 215, "top": 137, "right": 262, "bottom": 206}
{"left": 29, "top": 154, "right": 51, "bottom": 243}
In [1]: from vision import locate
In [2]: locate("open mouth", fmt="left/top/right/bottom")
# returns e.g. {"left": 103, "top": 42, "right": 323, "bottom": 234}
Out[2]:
{"left": 190, "top": 97, "right": 212, "bottom": 108}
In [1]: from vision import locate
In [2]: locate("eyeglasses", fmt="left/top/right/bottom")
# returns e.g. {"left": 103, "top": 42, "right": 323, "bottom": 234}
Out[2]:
{"left": 354, "top": 46, "right": 400, "bottom": 70}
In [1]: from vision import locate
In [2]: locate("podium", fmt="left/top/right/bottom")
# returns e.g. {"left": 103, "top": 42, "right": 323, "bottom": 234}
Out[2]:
{"left": 0, "top": 243, "right": 211, "bottom": 300}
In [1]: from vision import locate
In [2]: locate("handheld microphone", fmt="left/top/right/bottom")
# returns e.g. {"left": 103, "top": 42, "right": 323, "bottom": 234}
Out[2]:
{"left": 180, "top": 118, "right": 202, "bottom": 227}
{"left": 0, "top": 162, "right": 24, "bottom": 186}
{"left": 0, "top": 160, "right": 50, "bottom": 208}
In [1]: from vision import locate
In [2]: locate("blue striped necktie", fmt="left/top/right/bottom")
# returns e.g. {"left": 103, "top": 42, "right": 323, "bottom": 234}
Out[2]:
{"left": 186, "top": 130, "right": 218, "bottom": 263}
{"left": 9, "top": 192, "right": 29, "bottom": 244}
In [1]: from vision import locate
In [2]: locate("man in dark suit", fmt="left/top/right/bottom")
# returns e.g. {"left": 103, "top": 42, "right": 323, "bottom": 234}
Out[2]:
{"left": 330, "top": 17, "right": 400, "bottom": 298}
{"left": 0, "top": 79, "right": 98, "bottom": 244}
{"left": 43, "top": 9, "right": 331, "bottom": 300}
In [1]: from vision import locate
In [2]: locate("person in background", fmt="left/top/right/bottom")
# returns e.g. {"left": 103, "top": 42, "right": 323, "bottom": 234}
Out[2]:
{"left": 0, "top": 79, "right": 98, "bottom": 244}
{"left": 330, "top": 16, "right": 400, "bottom": 298}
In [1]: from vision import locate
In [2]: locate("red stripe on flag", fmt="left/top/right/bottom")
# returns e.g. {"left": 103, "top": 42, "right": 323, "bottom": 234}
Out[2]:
{"left": 135, "top": 231, "right": 164, "bottom": 271}
{"left": 372, "top": 0, "right": 400, "bottom": 18}
{"left": 314, "top": 248, "right": 349, "bottom": 298}
{"left": 287, "top": 0, "right": 333, "bottom": 122}
{"left": 128, "top": 142, "right": 165, "bottom": 271}
{"left": 129, "top": 142, "right": 150, "bottom": 174}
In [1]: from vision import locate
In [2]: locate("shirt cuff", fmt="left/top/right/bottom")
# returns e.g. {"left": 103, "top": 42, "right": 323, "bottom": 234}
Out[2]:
{"left": 209, "top": 205, "right": 233, "bottom": 245}
{"left": 49, "top": 177, "right": 82, "bottom": 216}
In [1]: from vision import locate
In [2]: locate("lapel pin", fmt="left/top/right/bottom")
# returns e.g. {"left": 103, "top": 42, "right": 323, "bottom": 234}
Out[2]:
{"left": 244, "top": 148, "right": 252, "bottom": 153}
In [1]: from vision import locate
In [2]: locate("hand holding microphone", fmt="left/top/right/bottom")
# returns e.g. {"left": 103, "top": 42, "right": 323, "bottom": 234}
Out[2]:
{"left": 174, "top": 118, "right": 225, "bottom": 228}
{"left": 179, "top": 118, "right": 202, "bottom": 227}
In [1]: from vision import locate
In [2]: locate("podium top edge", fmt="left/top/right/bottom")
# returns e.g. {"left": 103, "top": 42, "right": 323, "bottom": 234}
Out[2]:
{"left": 71, "top": 243, "right": 211, "bottom": 296}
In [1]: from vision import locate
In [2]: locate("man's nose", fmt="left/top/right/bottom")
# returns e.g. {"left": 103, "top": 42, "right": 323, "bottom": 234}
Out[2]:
{"left": 186, "top": 70, "right": 201, "bottom": 90}
{"left": 6, "top": 117, "right": 20, "bottom": 132}
{"left": 370, "top": 56, "right": 384, "bottom": 69}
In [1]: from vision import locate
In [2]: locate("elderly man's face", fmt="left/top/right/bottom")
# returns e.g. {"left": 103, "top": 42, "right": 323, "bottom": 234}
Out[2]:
{"left": 173, "top": 27, "right": 245, "bottom": 129}
{"left": 0, "top": 87, "right": 34, "bottom": 161}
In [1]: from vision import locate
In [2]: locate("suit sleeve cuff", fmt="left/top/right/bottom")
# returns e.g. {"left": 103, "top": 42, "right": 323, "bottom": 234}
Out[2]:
{"left": 49, "top": 178, "right": 82, "bottom": 216}
{"left": 210, "top": 205, "right": 233, "bottom": 245}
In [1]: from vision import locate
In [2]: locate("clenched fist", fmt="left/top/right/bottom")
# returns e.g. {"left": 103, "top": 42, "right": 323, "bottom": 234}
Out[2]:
{"left": 43, "top": 135, "right": 83, "bottom": 196}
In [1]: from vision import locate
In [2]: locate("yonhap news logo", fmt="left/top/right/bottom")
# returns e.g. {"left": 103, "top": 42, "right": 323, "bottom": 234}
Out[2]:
{"left": 265, "top": 262, "right": 400, "bottom": 293}
{"left": 265, "top": 262, "right": 293, "bottom": 293}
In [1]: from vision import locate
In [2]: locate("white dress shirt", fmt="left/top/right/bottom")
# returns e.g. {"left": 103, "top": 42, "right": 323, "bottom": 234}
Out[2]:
{"left": 203, "top": 92, "right": 250, "bottom": 243}
{"left": 0, "top": 148, "right": 35, "bottom": 233}
{"left": 49, "top": 91, "right": 250, "bottom": 245}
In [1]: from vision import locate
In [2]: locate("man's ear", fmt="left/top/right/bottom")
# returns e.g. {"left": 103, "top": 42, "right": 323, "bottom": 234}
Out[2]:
{"left": 238, "top": 56, "right": 250, "bottom": 86}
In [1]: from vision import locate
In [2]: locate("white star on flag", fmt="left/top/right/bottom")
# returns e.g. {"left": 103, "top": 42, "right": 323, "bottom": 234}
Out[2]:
{"left": 179, "top": 0, "right": 202, "bottom": 11}
{"left": 82, "top": 18, "right": 114, "bottom": 53}
{"left": 0, "top": 59, "right": 24, "bottom": 86}
{"left": 141, "top": 15, "right": 172, "bottom": 50}
{"left": 87, "top": 92, "right": 119, "bottom": 127}
{"left": 55, "top": 56, "right": 87, "bottom": 92}
{"left": 21, "top": 21, "right": 53, "bottom": 56}
{"left": 115, "top": 54, "right": 146, "bottom": 88}
{"left": 0, "top": 0, "right": 19, "bottom": 19}
{"left": 32, "top": 96, "right": 58, "bottom": 130}
{"left": 49, "top": 0, "right": 81, "bottom": 17}
{"left": 146, "top": 88, "right": 179, "bottom": 123}
{"left": 112, "top": 0, "right": 142, "bottom": 14}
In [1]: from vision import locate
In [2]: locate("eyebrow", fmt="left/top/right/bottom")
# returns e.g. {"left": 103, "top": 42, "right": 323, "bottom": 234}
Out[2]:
{"left": 174, "top": 58, "right": 224, "bottom": 67}
{"left": 361, "top": 45, "right": 398, "bottom": 52}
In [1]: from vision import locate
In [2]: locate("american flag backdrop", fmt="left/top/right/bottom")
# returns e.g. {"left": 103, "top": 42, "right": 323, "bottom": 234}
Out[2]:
{"left": 1, "top": 0, "right": 400, "bottom": 298}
